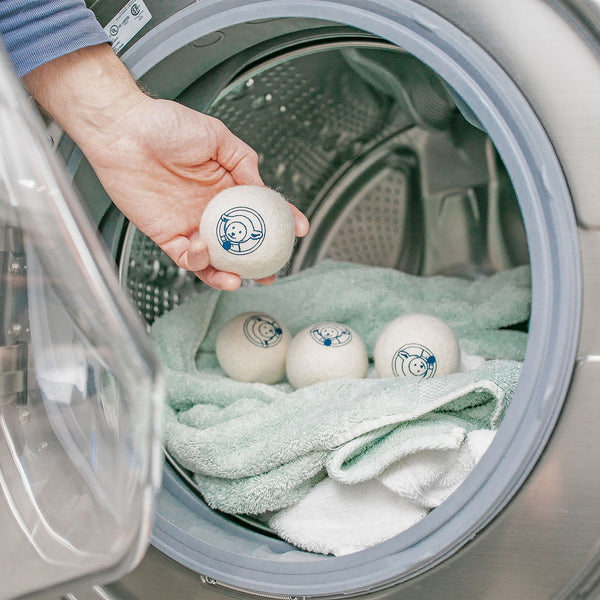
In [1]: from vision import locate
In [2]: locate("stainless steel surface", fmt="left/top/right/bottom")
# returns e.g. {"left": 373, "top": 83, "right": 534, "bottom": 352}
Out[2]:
{"left": 64, "top": 586, "right": 121, "bottom": 600}
{"left": 578, "top": 230, "right": 600, "bottom": 356}
{"left": 61, "top": 0, "right": 600, "bottom": 597}
{"left": 417, "top": 0, "right": 600, "bottom": 229}
{"left": 119, "top": 224, "right": 204, "bottom": 325}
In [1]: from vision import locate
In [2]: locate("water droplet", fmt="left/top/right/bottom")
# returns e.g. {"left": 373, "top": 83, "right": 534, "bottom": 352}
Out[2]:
{"left": 7, "top": 323, "right": 22, "bottom": 337}
{"left": 19, "top": 410, "right": 29, "bottom": 424}
{"left": 38, "top": 442, "right": 48, "bottom": 455}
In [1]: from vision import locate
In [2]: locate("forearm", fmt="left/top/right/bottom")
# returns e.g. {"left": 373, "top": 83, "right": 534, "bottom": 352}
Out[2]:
{"left": 23, "top": 43, "right": 147, "bottom": 150}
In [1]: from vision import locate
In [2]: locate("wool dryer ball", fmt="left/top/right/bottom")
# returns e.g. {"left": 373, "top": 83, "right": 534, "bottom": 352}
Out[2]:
{"left": 286, "top": 322, "right": 369, "bottom": 389}
{"left": 216, "top": 312, "right": 291, "bottom": 384}
{"left": 199, "top": 185, "right": 296, "bottom": 280}
{"left": 374, "top": 313, "right": 460, "bottom": 380}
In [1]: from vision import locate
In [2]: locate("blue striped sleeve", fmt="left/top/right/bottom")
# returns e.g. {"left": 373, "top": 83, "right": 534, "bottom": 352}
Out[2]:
{"left": 0, "top": 0, "right": 110, "bottom": 77}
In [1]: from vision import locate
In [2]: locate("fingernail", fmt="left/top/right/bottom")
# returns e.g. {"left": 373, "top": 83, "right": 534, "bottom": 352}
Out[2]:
{"left": 297, "top": 217, "right": 310, "bottom": 237}
{"left": 190, "top": 239, "right": 208, "bottom": 254}
{"left": 221, "top": 274, "right": 241, "bottom": 290}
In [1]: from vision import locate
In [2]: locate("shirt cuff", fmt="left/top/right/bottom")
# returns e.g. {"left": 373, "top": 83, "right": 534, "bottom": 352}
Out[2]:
{"left": 0, "top": 0, "right": 110, "bottom": 77}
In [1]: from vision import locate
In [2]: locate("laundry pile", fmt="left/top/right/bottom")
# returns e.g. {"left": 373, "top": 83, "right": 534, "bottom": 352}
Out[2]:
{"left": 152, "top": 260, "right": 530, "bottom": 555}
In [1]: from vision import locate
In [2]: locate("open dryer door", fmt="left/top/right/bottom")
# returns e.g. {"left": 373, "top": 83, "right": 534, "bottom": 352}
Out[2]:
{"left": 0, "top": 45, "right": 164, "bottom": 600}
{"left": 61, "top": 0, "right": 600, "bottom": 599}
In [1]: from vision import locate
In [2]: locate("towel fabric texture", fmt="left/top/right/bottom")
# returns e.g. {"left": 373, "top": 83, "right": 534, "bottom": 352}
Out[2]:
{"left": 151, "top": 260, "right": 530, "bottom": 555}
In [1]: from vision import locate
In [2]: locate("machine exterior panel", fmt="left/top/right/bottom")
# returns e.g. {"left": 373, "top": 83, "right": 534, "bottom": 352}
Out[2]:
{"left": 105, "top": 357, "right": 600, "bottom": 600}
{"left": 417, "top": 0, "right": 600, "bottom": 230}
{"left": 52, "top": 0, "right": 600, "bottom": 598}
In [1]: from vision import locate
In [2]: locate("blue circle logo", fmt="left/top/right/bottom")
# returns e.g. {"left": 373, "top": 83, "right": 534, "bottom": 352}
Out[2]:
{"left": 392, "top": 343, "right": 437, "bottom": 379}
{"left": 217, "top": 206, "right": 265, "bottom": 255}
{"left": 243, "top": 314, "right": 284, "bottom": 348}
{"left": 310, "top": 323, "right": 353, "bottom": 347}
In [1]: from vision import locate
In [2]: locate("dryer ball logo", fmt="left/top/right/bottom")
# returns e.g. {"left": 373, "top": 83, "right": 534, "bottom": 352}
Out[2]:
{"left": 243, "top": 314, "right": 284, "bottom": 348}
{"left": 310, "top": 324, "right": 353, "bottom": 347}
{"left": 217, "top": 206, "right": 266, "bottom": 255}
{"left": 392, "top": 343, "right": 437, "bottom": 379}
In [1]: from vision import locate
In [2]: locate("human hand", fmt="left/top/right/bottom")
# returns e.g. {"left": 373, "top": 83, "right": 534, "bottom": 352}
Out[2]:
{"left": 79, "top": 96, "right": 309, "bottom": 290}
{"left": 23, "top": 44, "right": 308, "bottom": 290}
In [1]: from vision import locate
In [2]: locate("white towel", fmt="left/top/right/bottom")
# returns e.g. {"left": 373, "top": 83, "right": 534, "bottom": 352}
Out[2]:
{"left": 378, "top": 429, "right": 495, "bottom": 508}
{"left": 269, "top": 477, "right": 428, "bottom": 556}
{"left": 269, "top": 428, "right": 495, "bottom": 555}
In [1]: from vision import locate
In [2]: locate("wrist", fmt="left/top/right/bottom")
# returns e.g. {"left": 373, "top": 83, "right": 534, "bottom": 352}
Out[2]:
{"left": 23, "top": 44, "right": 147, "bottom": 149}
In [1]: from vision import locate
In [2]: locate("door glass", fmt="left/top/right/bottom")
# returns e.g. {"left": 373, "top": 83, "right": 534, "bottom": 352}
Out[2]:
{"left": 0, "top": 49, "right": 164, "bottom": 600}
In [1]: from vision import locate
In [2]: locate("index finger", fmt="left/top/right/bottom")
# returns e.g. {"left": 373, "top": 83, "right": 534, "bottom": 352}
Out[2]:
{"left": 213, "top": 120, "right": 263, "bottom": 186}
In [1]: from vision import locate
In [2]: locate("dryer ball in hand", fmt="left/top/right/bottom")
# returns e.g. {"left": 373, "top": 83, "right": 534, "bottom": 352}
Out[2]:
{"left": 374, "top": 313, "right": 460, "bottom": 380}
{"left": 199, "top": 185, "right": 296, "bottom": 280}
{"left": 216, "top": 312, "right": 291, "bottom": 384}
{"left": 285, "top": 322, "right": 368, "bottom": 389}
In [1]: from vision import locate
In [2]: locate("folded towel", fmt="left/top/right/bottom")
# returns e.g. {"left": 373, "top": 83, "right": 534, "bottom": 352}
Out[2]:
{"left": 163, "top": 360, "right": 519, "bottom": 514}
{"left": 269, "top": 477, "right": 429, "bottom": 556}
{"left": 325, "top": 413, "right": 489, "bottom": 486}
{"left": 270, "top": 428, "right": 495, "bottom": 555}
{"left": 151, "top": 260, "right": 529, "bottom": 549}
{"left": 377, "top": 428, "right": 495, "bottom": 507}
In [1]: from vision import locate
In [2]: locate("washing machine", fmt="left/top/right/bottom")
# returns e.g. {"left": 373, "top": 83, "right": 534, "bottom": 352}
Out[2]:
{"left": 2, "top": 0, "right": 600, "bottom": 599}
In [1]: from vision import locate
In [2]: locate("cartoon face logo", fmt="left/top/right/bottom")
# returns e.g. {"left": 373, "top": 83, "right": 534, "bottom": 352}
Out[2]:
{"left": 310, "top": 323, "right": 353, "bottom": 347}
{"left": 243, "top": 314, "right": 284, "bottom": 348}
{"left": 217, "top": 206, "right": 266, "bottom": 255}
{"left": 392, "top": 343, "right": 437, "bottom": 379}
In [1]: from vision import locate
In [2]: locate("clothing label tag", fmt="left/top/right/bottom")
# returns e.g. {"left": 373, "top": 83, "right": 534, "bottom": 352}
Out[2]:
{"left": 104, "top": 0, "right": 152, "bottom": 54}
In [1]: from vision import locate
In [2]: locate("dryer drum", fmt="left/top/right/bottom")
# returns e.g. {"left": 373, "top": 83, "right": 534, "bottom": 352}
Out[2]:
{"left": 64, "top": 1, "right": 600, "bottom": 599}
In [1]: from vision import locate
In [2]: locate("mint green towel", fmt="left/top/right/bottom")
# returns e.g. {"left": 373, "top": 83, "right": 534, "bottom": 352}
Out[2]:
{"left": 152, "top": 261, "right": 529, "bottom": 516}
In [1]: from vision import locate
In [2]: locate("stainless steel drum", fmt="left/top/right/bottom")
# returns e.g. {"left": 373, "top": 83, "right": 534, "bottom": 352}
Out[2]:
{"left": 118, "top": 42, "right": 526, "bottom": 325}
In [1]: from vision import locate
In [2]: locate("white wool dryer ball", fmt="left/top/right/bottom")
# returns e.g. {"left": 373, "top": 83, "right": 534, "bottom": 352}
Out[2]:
{"left": 199, "top": 185, "right": 296, "bottom": 279}
{"left": 216, "top": 312, "right": 291, "bottom": 384}
{"left": 374, "top": 313, "right": 460, "bottom": 380}
{"left": 285, "top": 322, "right": 368, "bottom": 389}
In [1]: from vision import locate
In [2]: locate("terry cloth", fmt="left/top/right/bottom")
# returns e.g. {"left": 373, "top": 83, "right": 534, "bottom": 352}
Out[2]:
{"left": 152, "top": 261, "right": 529, "bottom": 549}
{"left": 270, "top": 425, "right": 496, "bottom": 555}
{"left": 152, "top": 260, "right": 531, "bottom": 375}
{"left": 163, "top": 360, "right": 520, "bottom": 514}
